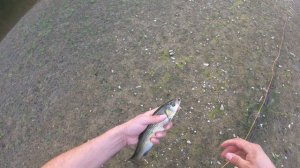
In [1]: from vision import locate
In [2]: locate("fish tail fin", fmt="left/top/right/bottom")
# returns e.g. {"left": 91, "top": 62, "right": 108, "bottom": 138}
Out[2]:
{"left": 127, "top": 155, "right": 141, "bottom": 166}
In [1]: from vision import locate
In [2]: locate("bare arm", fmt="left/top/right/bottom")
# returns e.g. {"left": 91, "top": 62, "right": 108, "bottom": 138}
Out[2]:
{"left": 42, "top": 108, "right": 172, "bottom": 168}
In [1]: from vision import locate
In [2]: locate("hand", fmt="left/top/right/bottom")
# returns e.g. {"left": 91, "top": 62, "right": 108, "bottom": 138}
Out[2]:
{"left": 221, "top": 138, "right": 275, "bottom": 168}
{"left": 120, "top": 108, "right": 173, "bottom": 146}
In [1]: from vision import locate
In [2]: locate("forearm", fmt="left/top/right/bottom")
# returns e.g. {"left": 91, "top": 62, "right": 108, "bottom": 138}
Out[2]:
{"left": 42, "top": 125, "right": 126, "bottom": 168}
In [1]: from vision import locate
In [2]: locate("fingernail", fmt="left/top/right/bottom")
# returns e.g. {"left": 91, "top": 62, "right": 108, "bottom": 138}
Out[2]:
{"left": 225, "top": 153, "right": 234, "bottom": 160}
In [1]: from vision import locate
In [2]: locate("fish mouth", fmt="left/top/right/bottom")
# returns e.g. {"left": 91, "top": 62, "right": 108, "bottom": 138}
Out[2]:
{"left": 175, "top": 98, "right": 181, "bottom": 110}
{"left": 175, "top": 98, "right": 181, "bottom": 104}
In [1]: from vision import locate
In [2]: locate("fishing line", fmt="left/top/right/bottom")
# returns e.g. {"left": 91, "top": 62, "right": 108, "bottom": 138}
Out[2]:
{"left": 220, "top": 15, "right": 288, "bottom": 168}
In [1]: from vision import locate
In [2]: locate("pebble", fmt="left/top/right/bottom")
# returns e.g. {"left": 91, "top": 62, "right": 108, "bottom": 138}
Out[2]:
{"left": 203, "top": 63, "right": 209, "bottom": 67}
{"left": 260, "top": 123, "right": 263, "bottom": 128}
{"left": 220, "top": 104, "right": 225, "bottom": 111}
{"left": 289, "top": 52, "right": 296, "bottom": 57}
{"left": 169, "top": 50, "right": 175, "bottom": 56}
{"left": 187, "top": 140, "right": 191, "bottom": 144}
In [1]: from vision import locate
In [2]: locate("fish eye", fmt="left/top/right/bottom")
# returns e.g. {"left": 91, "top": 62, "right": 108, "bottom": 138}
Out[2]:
{"left": 171, "top": 102, "right": 176, "bottom": 107}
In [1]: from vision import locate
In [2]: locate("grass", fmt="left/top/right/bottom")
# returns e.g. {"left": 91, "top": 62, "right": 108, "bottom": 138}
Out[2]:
{"left": 176, "top": 56, "right": 193, "bottom": 71}
{"left": 37, "top": 19, "right": 53, "bottom": 37}
{"left": 230, "top": 0, "right": 245, "bottom": 10}
{"left": 208, "top": 105, "right": 224, "bottom": 120}
{"left": 161, "top": 50, "right": 170, "bottom": 61}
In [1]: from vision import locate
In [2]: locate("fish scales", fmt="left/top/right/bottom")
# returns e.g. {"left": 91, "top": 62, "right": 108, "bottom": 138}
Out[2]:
{"left": 130, "top": 98, "right": 181, "bottom": 161}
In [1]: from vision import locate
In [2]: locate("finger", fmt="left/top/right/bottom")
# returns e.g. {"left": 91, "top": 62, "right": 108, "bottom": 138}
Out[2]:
{"left": 234, "top": 151, "right": 247, "bottom": 159}
{"left": 142, "top": 114, "right": 167, "bottom": 125}
{"left": 144, "top": 107, "right": 159, "bottom": 116}
{"left": 221, "top": 138, "right": 252, "bottom": 153}
{"left": 221, "top": 146, "right": 239, "bottom": 157}
{"left": 150, "top": 137, "right": 160, "bottom": 145}
{"left": 155, "top": 131, "right": 167, "bottom": 138}
{"left": 224, "top": 152, "right": 249, "bottom": 168}
{"left": 164, "top": 122, "right": 173, "bottom": 130}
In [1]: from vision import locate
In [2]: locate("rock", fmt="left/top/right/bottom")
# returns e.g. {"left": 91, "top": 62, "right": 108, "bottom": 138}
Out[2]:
{"left": 203, "top": 63, "right": 209, "bottom": 67}
{"left": 169, "top": 50, "right": 175, "bottom": 56}
{"left": 220, "top": 104, "right": 225, "bottom": 111}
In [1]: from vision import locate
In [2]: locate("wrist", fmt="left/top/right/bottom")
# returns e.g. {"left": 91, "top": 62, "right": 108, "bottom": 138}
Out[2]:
{"left": 114, "top": 124, "right": 128, "bottom": 147}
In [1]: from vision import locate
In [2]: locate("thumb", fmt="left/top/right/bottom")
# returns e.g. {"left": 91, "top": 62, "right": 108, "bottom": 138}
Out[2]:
{"left": 143, "top": 114, "right": 167, "bottom": 125}
{"left": 225, "top": 153, "right": 248, "bottom": 168}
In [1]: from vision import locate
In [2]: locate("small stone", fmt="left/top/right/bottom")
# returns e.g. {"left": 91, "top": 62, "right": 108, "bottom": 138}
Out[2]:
{"left": 220, "top": 104, "right": 225, "bottom": 111}
{"left": 169, "top": 50, "right": 175, "bottom": 56}
{"left": 289, "top": 52, "right": 296, "bottom": 57}
{"left": 187, "top": 140, "right": 191, "bottom": 144}
{"left": 203, "top": 63, "right": 209, "bottom": 67}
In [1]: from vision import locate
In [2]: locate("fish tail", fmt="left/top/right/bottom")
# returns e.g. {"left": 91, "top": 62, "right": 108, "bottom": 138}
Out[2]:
{"left": 128, "top": 155, "right": 141, "bottom": 166}
{"left": 129, "top": 152, "right": 137, "bottom": 161}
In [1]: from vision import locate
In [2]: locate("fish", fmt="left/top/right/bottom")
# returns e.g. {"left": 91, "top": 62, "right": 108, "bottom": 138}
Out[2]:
{"left": 130, "top": 98, "right": 181, "bottom": 161}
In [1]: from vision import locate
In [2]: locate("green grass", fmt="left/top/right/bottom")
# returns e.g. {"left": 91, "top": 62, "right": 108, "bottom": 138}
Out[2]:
{"left": 230, "top": 0, "right": 245, "bottom": 10}
{"left": 208, "top": 105, "right": 224, "bottom": 120}
{"left": 161, "top": 50, "right": 170, "bottom": 61}
{"left": 176, "top": 56, "right": 193, "bottom": 70}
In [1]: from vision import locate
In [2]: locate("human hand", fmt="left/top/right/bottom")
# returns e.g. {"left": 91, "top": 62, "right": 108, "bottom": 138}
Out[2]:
{"left": 221, "top": 138, "right": 275, "bottom": 168}
{"left": 120, "top": 108, "right": 173, "bottom": 146}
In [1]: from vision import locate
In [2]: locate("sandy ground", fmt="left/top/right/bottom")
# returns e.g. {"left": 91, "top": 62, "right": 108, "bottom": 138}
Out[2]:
{"left": 0, "top": 0, "right": 299, "bottom": 167}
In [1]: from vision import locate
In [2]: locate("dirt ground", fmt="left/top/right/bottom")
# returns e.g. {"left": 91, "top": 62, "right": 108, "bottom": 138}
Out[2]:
{"left": 0, "top": 0, "right": 299, "bottom": 167}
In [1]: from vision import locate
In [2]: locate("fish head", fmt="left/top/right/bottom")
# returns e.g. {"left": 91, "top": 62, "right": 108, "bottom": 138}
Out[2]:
{"left": 165, "top": 98, "right": 181, "bottom": 119}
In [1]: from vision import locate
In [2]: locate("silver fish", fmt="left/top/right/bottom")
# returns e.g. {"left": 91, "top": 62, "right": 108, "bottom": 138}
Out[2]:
{"left": 130, "top": 98, "right": 181, "bottom": 161}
